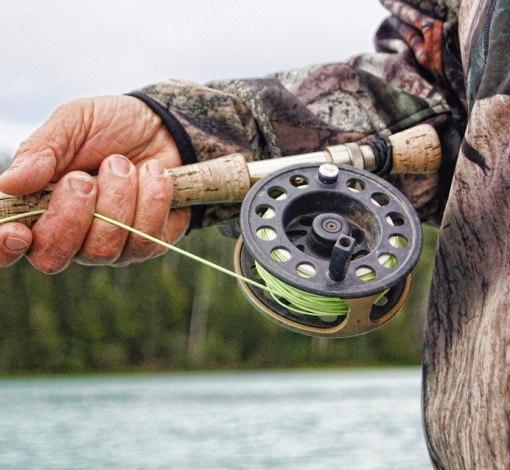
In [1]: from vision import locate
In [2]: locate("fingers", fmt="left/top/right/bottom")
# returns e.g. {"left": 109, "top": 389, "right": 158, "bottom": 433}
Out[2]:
{"left": 0, "top": 156, "right": 188, "bottom": 272}
{"left": 77, "top": 156, "right": 179, "bottom": 266}
{"left": 26, "top": 172, "right": 97, "bottom": 273}
{"left": 0, "top": 224, "right": 33, "bottom": 267}
{"left": 114, "top": 159, "right": 174, "bottom": 264}
{"left": 75, "top": 155, "right": 137, "bottom": 265}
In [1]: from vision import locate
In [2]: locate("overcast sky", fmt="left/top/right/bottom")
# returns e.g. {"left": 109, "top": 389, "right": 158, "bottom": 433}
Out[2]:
{"left": 0, "top": 1, "right": 387, "bottom": 153}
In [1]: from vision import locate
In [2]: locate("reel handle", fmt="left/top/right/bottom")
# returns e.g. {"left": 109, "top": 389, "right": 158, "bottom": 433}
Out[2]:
{"left": 0, "top": 124, "right": 441, "bottom": 225}
{"left": 387, "top": 123, "right": 441, "bottom": 174}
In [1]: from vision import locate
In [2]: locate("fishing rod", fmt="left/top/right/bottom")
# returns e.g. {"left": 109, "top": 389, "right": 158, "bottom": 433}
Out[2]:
{"left": 0, "top": 124, "right": 441, "bottom": 338}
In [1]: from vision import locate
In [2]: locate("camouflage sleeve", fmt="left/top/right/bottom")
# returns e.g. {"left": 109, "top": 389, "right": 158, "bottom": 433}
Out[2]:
{"left": 128, "top": 0, "right": 466, "bottom": 235}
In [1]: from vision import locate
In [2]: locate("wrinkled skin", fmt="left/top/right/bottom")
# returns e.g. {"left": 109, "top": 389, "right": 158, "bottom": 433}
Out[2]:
{"left": 0, "top": 95, "right": 190, "bottom": 273}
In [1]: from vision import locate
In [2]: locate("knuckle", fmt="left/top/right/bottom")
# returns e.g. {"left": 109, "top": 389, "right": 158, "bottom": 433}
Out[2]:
{"left": 78, "top": 227, "right": 127, "bottom": 265}
{"left": 77, "top": 247, "right": 119, "bottom": 266}
{"left": 129, "top": 236, "right": 158, "bottom": 255}
{"left": 119, "top": 237, "right": 157, "bottom": 263}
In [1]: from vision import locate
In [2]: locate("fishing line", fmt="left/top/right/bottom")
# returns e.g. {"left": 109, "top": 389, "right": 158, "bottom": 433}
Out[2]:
{"left": 0, "top": 210, "right": 272, "bottom": 294}
{"left": 255, "top": 207, "right": 350, "bottom": 317}
{"left": 0, "top": 210, "right": 366, "bottom": 318}
{"left": 0, "top": 210, "right": 399, "bottom": 319}
{"left": 255, "top": 261, "right": 350, "bottom": 317}
{"left": 255, "top": 210, "right": 399, "bottom": 318}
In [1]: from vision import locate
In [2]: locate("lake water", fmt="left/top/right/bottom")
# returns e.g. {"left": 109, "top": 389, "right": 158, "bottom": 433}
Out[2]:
{"left": 0, "top": 368, "right": 431, "bottom": 469}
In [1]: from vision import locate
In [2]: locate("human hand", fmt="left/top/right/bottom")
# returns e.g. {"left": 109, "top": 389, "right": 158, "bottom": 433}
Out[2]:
{"left": 0, "top": 95, "right": 191, "bottom": 273}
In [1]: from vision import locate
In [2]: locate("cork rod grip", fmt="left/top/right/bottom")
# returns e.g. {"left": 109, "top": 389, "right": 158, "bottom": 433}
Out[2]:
{"left": 168, "top": 154, "right": 251, "bottom": 207}
{"left": 0, "top": 154, "right": 251, "bottom": 227}
{"left": 387, "top": 124, "right": 441, "bottom": 174}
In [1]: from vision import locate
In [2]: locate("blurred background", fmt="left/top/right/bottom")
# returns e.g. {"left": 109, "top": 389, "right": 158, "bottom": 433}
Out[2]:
{"left": 0, "top": 2, "right": 437, "bottom": 467}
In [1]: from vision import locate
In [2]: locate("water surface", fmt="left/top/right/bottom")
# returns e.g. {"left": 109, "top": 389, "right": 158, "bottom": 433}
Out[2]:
{"left": 0, "top": 368, "right": 431, "bottom": 469}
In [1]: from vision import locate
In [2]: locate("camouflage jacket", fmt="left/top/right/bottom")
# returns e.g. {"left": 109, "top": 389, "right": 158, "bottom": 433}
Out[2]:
{"left": 131, "top": 1, "right": 510, "bottom": 468}
{"left": 129, "top": 0, "right": 467, "bottom": 235}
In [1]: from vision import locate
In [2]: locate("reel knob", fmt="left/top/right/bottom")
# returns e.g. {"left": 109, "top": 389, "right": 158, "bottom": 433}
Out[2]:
{"left": 234, "top": 163, "right": 422, "bottom": 338}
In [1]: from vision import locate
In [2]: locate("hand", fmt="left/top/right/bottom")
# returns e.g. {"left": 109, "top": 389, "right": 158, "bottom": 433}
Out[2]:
{"left": 0, "top": 95, "right": 191, "bottom": 273}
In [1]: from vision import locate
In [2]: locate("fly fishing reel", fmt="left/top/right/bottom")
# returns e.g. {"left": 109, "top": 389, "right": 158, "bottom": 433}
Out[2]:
{"left": 234, "top": 162, "right": 423, "bottom": 338}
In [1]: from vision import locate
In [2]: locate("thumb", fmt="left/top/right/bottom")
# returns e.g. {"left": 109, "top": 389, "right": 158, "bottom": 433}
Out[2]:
{"left": 0, "top": 142, "right": 57, "bottom": 196}
{"left": 0, "top": 101, "right": 89, "bottom": 196}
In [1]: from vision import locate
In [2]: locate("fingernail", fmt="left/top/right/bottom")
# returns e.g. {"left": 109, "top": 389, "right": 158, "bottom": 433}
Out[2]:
{"left": 4, "top": 237, "right": 28, "bottom": 252}
{"left": 147, "top": 160, "right": 164, "bottom": 176}
{"left": 110, "top": 155, "right": 131, "bottom": 176}
{"left": 70, "top": 176, "right": 93, "bottom": 195}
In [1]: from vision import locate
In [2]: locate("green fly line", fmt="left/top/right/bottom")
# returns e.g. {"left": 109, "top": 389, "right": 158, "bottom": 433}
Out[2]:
{"left": 255, "top": 207, "right": 400, "bottom": 318}
{"left": 0, "top": 209, "right": 398, "bottom": 319}
{"left": 0, "top": 210, "right": 272, "bottom": 295}
{"left": 254, "top": 261, "right": 350, "bottom": 317}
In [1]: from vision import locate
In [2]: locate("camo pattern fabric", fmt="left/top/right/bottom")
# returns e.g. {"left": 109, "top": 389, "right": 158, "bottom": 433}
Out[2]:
{"left": 421, "top": 0, "right": 510, "bottom": 468}
{"left": 131, "top": 0, "right": 465, "bottom": 235}
{"left": 132, "top": 1, "right": 510, "bottom": 468}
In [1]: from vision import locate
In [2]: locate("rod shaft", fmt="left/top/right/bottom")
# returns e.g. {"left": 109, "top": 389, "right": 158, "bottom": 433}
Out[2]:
{"left": 0, "top": 124, "right": 441, "bottom": 225}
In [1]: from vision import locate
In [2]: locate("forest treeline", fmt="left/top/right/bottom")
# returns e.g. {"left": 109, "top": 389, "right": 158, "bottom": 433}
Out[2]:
{"left": 0, "top": 224, "right": 438, "bottom": 375}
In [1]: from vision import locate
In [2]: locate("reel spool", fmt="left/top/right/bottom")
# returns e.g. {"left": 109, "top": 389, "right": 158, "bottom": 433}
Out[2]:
{"left": 234, "top": 162, "right": 422, "bottom": 338}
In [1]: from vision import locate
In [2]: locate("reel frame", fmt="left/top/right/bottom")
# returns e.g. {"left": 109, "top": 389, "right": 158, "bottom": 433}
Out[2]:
{"left": 234, "top": 162, "right": 422, "bottom": 338}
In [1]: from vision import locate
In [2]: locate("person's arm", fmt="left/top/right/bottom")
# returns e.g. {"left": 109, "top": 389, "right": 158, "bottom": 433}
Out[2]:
{"left": 127, "top": 2, "right": 466, "bottom": 237}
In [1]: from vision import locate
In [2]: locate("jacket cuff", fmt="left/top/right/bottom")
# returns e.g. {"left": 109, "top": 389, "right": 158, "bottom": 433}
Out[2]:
{"left": 127, "top": 91, "right": 207, "bottom": 231}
